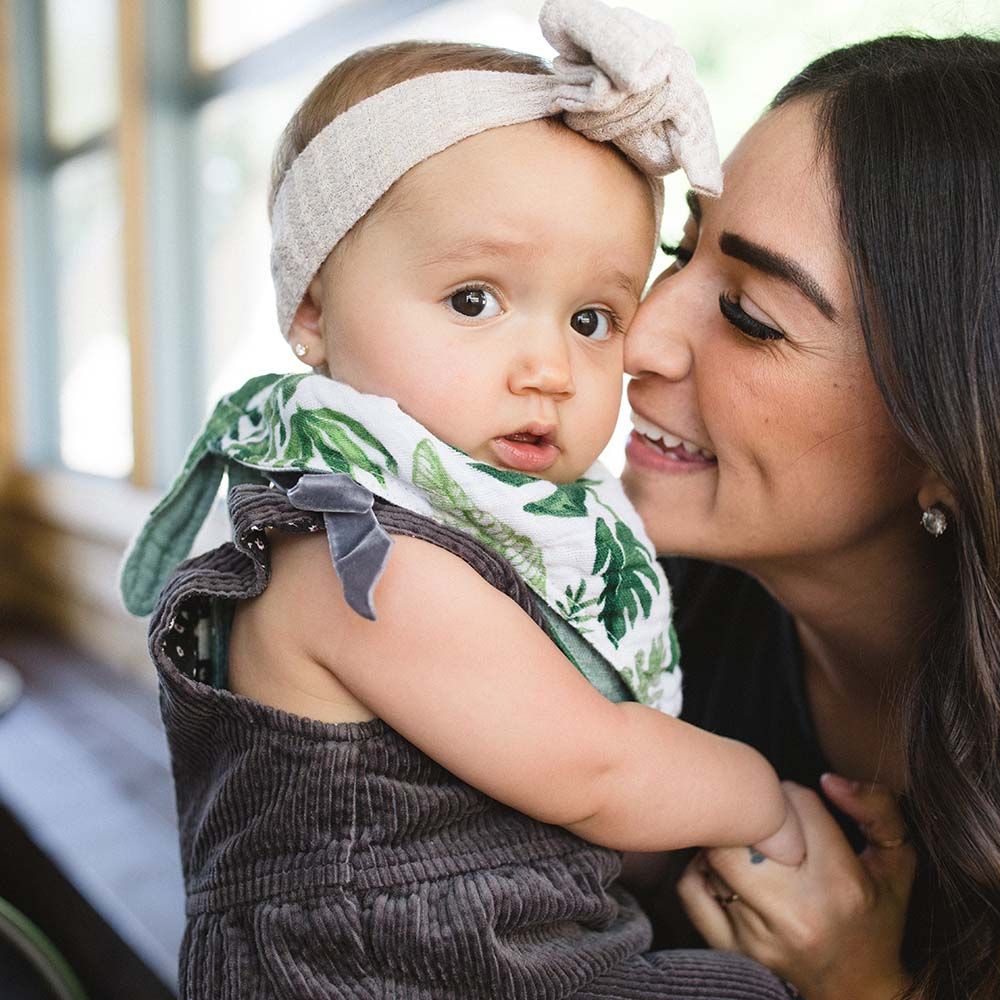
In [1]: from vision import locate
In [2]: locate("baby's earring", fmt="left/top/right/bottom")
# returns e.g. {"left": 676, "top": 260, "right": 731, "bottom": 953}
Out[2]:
{"left": 293, "top": 342, "right": 309, "bottom": 359}
{"left": 921, "top": 504, "right": 949, "bottom": 537}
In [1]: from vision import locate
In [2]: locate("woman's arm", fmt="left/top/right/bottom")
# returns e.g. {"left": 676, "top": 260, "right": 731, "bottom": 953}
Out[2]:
{"left": 275, "top": 530, "right": 801, "bottom": 858}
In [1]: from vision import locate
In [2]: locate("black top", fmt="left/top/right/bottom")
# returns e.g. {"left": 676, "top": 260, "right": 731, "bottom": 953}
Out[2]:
{"left": 668, "top": 557, "right": 832, "bottom": 796}
{"left": 664, "top": 556, "right": 932, "bottom": 971}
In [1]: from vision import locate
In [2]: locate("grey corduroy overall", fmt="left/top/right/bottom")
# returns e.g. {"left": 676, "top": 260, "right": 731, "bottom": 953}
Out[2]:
{"left": 149, "top": 482, "right": 793, "bottom": 1000}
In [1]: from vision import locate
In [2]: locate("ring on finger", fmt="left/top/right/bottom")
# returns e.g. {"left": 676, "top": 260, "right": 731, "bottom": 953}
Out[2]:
{"left": 862, "top": 822, "right": 911, "bottom": 849}
{"left": 868, "top": 833, "right": 910, "bottom": 849}
{"left": 713, "top": 891, "right": 741, "bottom": 906}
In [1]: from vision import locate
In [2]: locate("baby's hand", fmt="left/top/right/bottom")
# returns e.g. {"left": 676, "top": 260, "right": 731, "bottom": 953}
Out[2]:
{"left": 751, "top": 786, "right": 806, "bottom": 866}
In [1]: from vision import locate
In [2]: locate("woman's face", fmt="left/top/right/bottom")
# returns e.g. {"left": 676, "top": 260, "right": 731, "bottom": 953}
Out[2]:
{"left": 622, "top": 99, "right": 925, "bottom": 568}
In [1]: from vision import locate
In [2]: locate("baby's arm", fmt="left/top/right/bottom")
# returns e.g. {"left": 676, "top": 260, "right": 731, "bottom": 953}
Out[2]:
{"left": 289, "top": 531, "right": 802, "bottom": 861}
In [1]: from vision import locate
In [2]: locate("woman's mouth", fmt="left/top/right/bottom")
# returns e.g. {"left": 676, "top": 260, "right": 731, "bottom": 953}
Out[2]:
{"left": 490, "top": 427, "right": 560, "bottom": 474}
{"left": 626, "top": 412, "right": 717, "bottom": 472}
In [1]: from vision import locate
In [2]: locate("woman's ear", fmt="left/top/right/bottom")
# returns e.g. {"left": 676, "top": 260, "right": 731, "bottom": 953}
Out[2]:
{"left": 288, "top": 274, "right": 328, "bottom": 367}
{"left": 917, "top": 473, "right": 957, "bottom": 518}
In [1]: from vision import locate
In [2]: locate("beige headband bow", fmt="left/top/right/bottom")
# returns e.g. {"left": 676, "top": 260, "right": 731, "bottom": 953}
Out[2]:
{"left": 541, "top": 0, "right": 723, "bottom": 188}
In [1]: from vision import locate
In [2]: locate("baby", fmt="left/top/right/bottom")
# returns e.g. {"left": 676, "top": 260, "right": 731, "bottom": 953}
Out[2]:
{"left": 121, "top": 2, "right": 803, "bottom": 996}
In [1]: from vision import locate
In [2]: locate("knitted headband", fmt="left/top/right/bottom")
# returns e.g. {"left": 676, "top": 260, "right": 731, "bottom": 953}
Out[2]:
{"left": 270, "top": 0, "right": 724, "bottom": 338}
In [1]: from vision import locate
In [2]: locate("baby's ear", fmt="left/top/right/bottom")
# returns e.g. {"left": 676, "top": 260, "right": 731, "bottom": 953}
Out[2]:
{"left": 288, "top": 276, "right": 327, "bottom": 367}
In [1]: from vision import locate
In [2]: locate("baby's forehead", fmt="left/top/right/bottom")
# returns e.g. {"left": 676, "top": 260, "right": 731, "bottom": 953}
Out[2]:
{"left": 379, "top": 122, "right": 657, "bottom": 259}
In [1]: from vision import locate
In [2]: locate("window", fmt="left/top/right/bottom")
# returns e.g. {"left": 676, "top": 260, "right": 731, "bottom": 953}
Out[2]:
{"left": 53, "top": 149, "right": 130, "bottom": 477}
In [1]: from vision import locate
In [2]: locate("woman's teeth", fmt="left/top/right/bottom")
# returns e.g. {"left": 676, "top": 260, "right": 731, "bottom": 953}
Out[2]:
{"left": 630, "top": 412, "right": 716, "bottom": 461}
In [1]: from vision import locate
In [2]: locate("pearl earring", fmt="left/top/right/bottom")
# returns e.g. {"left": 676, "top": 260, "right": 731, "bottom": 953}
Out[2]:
{"left": 921, "top": 505, "right": 948, "bottom": 537}
{"left": 294, "top": 342, "right": 309, "bottom": 358}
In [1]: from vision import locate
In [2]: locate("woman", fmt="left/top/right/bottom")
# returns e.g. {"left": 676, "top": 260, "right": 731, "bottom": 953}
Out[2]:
{"left": 622, "top": 34, "right": 1000, "bottom": 1000}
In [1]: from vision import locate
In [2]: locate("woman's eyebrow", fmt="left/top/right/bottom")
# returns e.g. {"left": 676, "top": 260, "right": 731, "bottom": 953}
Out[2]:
{"left": 685, "top": 189, "right": 837, "bottom": 322}
{"left": 719, "top": 233, "right": 837, "bottom": 321}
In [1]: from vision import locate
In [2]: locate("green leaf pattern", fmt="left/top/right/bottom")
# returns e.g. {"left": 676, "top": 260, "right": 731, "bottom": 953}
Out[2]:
{"left": 592, "top": 517, "right": 662, "bottom": 650}
{"left": 413, "top": 439, "right": 547, "bottom": 593}
{"left": 554, "top": 578, "right": 600, "bottom": 634}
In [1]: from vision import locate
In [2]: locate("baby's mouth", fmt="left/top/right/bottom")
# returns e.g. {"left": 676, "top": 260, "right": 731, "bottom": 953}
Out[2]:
{"left": 490, "top": 425, "right": 560, "bottom": 474}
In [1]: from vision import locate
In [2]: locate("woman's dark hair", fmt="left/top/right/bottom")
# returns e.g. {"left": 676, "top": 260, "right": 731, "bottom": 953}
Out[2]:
{"left": 772, "top": 35, "right": 1000, "bottom": 999}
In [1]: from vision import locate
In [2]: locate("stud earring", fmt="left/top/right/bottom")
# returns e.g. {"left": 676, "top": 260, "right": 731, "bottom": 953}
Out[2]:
{"left": 921, "top": 505, "right": 948, "bottom": 537}
{"left": 293, "top": 342, "right": 309, "bottom": 358}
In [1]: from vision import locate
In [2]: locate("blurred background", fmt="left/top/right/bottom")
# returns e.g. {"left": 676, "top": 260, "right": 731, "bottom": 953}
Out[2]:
{"left": 0, "top": 1, "right": 995, "bottom": 997}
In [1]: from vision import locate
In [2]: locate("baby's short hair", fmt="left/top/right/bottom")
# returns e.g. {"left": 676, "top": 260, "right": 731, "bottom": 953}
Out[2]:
{"left": 268, "top": 41, "right": 557, "bottom": 221}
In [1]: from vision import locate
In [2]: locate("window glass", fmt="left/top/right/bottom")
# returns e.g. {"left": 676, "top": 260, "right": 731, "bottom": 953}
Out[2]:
{"left": 44, "top": 0, "right": 119, "bottom": 148}
{"left": 198, "top": 76, "right": 312, "bottom": 408}
{"left": 192, "top": 0, "right": 344, "bottom": 70}
{"left": 53, "top": 150, "right": 131, "bottom": 478}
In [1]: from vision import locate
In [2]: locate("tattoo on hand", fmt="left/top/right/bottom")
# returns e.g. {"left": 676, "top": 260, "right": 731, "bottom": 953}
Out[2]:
{"left": 749, "top": 848, "right": 766, "bottom": 865}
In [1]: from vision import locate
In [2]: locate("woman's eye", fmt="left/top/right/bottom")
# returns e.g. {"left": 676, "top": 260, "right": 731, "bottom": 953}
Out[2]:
{"left": 570, "top": 308, "right": 614, "bottom": 341}
{"left": 718, "top": 291, "right": 784, "bottom": 342}
{"left": 448, "top": 286, "right": 502, "bottom": 319}
{"left": 661, "top": 241, "right": 694, "bottom": 270}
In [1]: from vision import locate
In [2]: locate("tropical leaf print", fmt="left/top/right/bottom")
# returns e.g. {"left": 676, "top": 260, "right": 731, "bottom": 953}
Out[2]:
{"left": 469, "top": 463, "right": 538, "bottom": 487}
{"left": 554, "top": 578, "right": 599, "bottom": 633}
{"left": 184, "top": 372, "right": 284, "bottom": 475}
{"left": 414, "top": 439, "right": 547, "bottom": 592}
{"left": 277, "top": 373, "right": 309, "bottom": 408}
{"left": 592, "top": 517, "right": 661, "bottom": 649}
{"left": 523, "top": 484, "right": 590, "bottom": 518}
{"left": 667, "top": 625, "right": 681, "bottom": 674}
{"left": 469, "top": 462, "right": 599, "bottom": 519}
{"left": 631, "top": 633, "right": 667, "bottom": 703}
{"left": 282, "top": 408, "right": 397, "bottom": 485}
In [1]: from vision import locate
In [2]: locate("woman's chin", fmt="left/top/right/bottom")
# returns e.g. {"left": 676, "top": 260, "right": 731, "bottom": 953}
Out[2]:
{"left": 622, "top": 476, "right": 712, "bottom": 558}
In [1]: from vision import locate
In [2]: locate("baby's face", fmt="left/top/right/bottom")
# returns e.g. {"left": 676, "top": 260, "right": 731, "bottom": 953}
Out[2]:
{"left": 302, "top": 121, "right": 656, "bottom": 482}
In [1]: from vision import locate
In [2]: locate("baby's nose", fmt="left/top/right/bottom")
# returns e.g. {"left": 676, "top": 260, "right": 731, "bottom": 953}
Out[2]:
{"left": 508, "top": 332, "right": 576, "bottom": 398}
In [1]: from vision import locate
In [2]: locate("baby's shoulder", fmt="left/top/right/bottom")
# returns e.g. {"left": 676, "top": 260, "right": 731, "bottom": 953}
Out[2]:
{"left": 227, "top": 527, "right": 373, "bottom": 722}
{"left": 228, "top": 525, "right": 501, "bottom": 723}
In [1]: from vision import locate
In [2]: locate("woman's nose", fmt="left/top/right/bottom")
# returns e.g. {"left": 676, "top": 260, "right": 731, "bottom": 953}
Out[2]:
{"left": 508, "top": 330, "right": 576, "bottom": 398}
{"left": 625, "top": 278, "right": 695, "bottom": 382}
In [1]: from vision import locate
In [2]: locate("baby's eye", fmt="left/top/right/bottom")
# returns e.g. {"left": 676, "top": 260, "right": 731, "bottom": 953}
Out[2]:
{"left": 448, "top": 286, "right": 502, "bottom": 319}
{"left": 570, "top": 308, "right": 613, "bottom": 341}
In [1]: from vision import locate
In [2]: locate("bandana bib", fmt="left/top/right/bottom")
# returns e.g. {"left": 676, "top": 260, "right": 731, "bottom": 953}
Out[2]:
{"left": 120, "top": 372, "right": 681, "bottom": 715}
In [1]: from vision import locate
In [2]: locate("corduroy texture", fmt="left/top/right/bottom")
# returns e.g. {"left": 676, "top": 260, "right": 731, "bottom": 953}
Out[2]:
{"left": 149, "top": 485, "right": 793, "bottom": 999}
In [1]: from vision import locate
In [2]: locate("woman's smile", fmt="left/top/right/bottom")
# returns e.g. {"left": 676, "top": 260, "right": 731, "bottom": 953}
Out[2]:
{"left": 629, "top": 410, "right": 717, "bottom": 460}
{"left": 625, "top": 399, "right": 718, "bottom": 475}
{"left": 625, "top": 428, "right": 718, "bottom": 473}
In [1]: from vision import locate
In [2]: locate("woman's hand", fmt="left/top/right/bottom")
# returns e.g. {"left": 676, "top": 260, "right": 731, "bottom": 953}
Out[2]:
{"left": 676, "top": 775, "right": 916, "bottom": 1000}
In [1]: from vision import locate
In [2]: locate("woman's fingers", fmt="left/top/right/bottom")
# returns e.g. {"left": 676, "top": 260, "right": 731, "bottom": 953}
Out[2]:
{"left": 819, "top": 773, "right": 917, "bottom": 897}
{"left": 676, "top": 852, "right": 738, "bottom": 948}
{"left": 818, "top": 773, "right": 907, "bottom": 843}
{"left": 706, "top": 783, "right": 858, "bottom": 895}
